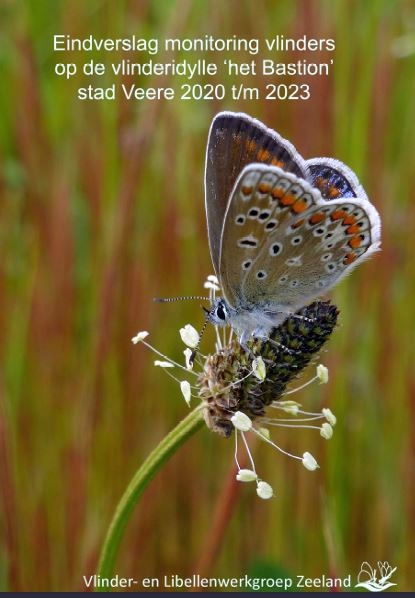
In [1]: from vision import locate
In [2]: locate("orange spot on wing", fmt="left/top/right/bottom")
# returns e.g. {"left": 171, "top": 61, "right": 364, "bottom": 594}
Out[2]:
{"left": 292, "top": 198, "right": 308, "bottom": 213}
{"left": 291, "top": 218, "right": 305, "bottom": 229}
{"left": 348, "top": 236, "right": 362, "bottom": 249}
{"left": 280, "top": 193, "right": 296, "bottom": 206}
{"left": 257, "top": 149, "right": 270, "bottom": 161}
{"left": 331, "top": 209, "right": 349, "bottom": 221}
{"left": 343, "top": 252, "right": 357, "bottom": 265}
{"left": 346, "top": 223, "right": 361, "bottom": 234}
{"left": 258, "top": 182, "right": 271, "bottom": 194}
{"left": 342, "top": 214, "right": 357, "bottom": 226}
{"left": 315, "top": 178, "right": 341, "bottom": 199}
{"left": 246, "top": 139, "right": 257, "bottom": 153}
{"left": 315, "top": 177, "right": 327, "bottom": 190}
{"left": 271, "top": 187, "right": 284, "bottom": 200}
{"left": 241, "top": 185, "right": 253, "bottom": 196}
{"left": 270, "top": 158, "right": 285, "bottom": 168}
{"left": 328, "top": 185, "right": 341, "bottom": 198}
{"left": 309, "top": 212, "right": 325, "bottom": 224}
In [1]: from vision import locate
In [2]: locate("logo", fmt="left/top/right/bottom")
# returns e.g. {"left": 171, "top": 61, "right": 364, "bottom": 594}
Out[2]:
{"left": 355, "top": 561, "right": 397, "bottom": 592}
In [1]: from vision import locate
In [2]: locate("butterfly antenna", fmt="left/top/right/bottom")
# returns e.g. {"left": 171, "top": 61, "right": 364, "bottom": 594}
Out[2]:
{"left": 154, "top": 296, "right": 209, "bottom": 303}
{"left": 189, "top": 317, "right": 209, "bottom": 365}
{"left": 154, "top": 296, "right": 213, "bottom": 365}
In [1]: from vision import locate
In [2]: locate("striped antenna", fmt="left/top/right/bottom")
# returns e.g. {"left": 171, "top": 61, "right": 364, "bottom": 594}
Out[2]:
{"left": 189, "top": 314, "right": 211, "bottom": 365}
{"left": 154, "top": 296, "right": 215, "bottom": 365}
{"left": 154, "top": 296, "right": 210, "bottom": 303}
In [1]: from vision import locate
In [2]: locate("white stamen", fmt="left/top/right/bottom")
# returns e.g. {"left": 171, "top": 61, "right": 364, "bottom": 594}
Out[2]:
{"left": 180, "top": 380, "right": 191, "bottom": 406}
{"left": 231, "top": 411, "right": 252, "bottom": 432}
{"left": 302, "top": 452, "right": 319, "bottom": 471}
{"left": 207, "top": 274, "right": 219, "bottom": 284}
{"left": 277, "top": 400, "right": 300, "bottom": 415}
{"left": 256, "top": 481, "right": 274, "bottom": 499}
{"left": 179, "top": 324, "right": 199, "bottom": 348}
{"left": 257, "top": 427, "right": 270, "bottom": 440}
{"left": 154, "top": 360, "right": 174, "bottom": 368}
{"left": 236, "top": 469, "right": 257, "bottom": 482}
{"left": 183, "top": 348, "right": 194, "bottom": 370}
{"left": 138, "top": 337, "right": 197, "bottom": 374}
{"left": 131, "top": 331, "right": 149, "bottom": 344}
{"left": 204, "top": 280, "right": 220, "bottom": 291}
{"left": 284, "top": 364, "right": 329, "bottom": 395}
{"left": 316, "top": 364, "right": 329, "bottom": 384}
{"left": 322, "top": 408, "right": 337, "bottom": 426}
{"left": 320, "top": 423, "right": 333, "bottom": 439}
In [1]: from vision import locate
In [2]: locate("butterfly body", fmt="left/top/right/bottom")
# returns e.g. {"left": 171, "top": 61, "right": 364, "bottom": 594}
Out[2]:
{"left": 205, "top": 112, "right": 381, "bottom": 341}
{"left": 207, "top": 296, "right": 289, "bottom": 343}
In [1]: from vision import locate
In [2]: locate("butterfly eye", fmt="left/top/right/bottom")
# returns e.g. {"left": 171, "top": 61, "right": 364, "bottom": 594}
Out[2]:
{"left": 215, "top": 303, "right": 227, "bottom": 321}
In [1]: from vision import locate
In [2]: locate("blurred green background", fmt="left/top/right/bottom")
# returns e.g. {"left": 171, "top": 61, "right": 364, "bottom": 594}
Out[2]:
{"left": 1, "top": 0, "right": 414, "bottom": 592}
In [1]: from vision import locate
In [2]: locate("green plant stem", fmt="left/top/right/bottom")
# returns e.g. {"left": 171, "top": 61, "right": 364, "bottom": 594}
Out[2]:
{"left": 96, "top": 406, "right": 205, "bottom": 586}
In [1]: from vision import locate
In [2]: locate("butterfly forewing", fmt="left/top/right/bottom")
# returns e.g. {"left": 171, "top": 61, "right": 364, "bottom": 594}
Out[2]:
{"left": 219, "top": 164, "right": 380, "bottom": 315}
{"left": 205, "top": 112, "right": 308, "bottom": 274}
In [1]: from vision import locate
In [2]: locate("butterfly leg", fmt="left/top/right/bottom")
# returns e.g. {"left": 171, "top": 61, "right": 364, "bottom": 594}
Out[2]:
{"left": 266, "top": 337, "right": 297, "bottom": 355}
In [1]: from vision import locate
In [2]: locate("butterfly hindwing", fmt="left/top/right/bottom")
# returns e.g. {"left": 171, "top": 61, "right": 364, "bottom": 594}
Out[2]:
{"left": 219, "top": 164, "right": 381, "bottom": 315}
{"left": 306, "top": 157, "right": 369, "bottom": 201}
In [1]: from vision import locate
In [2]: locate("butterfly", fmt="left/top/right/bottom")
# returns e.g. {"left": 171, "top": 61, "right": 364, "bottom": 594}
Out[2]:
{"left": 204, "top": 111, "right": 381, "bottom": 344}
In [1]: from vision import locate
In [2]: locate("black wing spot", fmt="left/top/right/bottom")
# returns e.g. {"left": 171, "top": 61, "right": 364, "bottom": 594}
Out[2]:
{"left": 256, "top": 270, "right": 267, "bottom": 279}
{"left": 269, "top": 242, "right": 283, "bottom": 256}
{"left": 238, "top": 236, "right": 258, "bottom": 248}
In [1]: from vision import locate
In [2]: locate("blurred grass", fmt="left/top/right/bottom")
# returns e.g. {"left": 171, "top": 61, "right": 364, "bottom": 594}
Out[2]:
{"left": 0, "top": 0, "right": 414, "bottom": 592}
